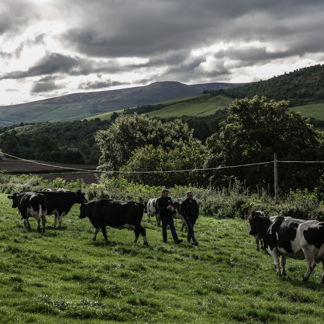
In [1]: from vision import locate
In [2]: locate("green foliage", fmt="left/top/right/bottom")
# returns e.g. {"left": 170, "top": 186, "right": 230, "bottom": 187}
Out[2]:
{"left": 0, "top": 119, "right": 111, "bottom": 164}
{"left": 121, "top": 140, "right": 207, "bottom": 186}
{"left": 205, "top": 96, "right": 324, "bottom": 191}
{"left": 96, "top": 114, "right": 195, "bottom": 171}
{"left": 209, "top": 64, "right": 324, "bottom": 106}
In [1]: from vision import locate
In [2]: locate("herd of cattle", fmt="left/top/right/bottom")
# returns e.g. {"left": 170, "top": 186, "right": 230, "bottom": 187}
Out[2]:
{"left": 6, "top": 190, "right": 324, "bottom": 283}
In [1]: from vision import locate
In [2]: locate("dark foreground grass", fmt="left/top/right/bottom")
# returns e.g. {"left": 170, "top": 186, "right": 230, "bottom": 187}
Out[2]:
{"left": 1, "top": 193, "right": 324, "bottom": 323}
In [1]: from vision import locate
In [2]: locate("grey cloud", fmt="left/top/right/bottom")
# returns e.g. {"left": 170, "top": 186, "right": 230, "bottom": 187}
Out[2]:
{"left": 31, "top": 76, "right": 63, "bottom": 93}
{"left": 59, "top": 0, "right": 324, "bottom": 60}
{"left": 79, "top": 80, "right": 129, "bottom": 90}
{"left": 0, "top": 53, "right": 93, "bottom": 80}
{"left": 0, "top": 0, "right": 39, "bottom": 35}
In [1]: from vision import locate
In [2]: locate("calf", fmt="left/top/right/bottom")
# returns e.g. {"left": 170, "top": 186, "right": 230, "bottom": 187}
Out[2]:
{"left": 8, "top": 192, "right": 47, "bottom": 232}
{"left": 37, "top": 190, "right": 87, "bottom": 228}
{"left": 173, "top": 201, "right": 188, "bottom": 231}
{"left": 79, "top": 199, "right": 148, "bottom": 246}
{"left": 248, "top": 210, "right": 324, "bottom": 283}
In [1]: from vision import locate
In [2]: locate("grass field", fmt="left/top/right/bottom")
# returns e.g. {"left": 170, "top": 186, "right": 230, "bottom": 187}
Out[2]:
{"left": 290, "top": 102, "right": 324, "bottom": 121}
{"left": 1, "top": 193, "right": 324, "bottom": 323}
{"left": 85, "top": 109, "right": 124, "bottom": 121}
{"left": 147, "top": 95, "right": 232, "bottom": 118}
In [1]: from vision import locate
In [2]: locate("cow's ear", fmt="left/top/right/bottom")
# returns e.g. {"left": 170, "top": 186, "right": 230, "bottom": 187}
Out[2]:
{"left": 251, "top": 211, "right": 257, "bottom": 219}
{"left": 8, "top": 195, "right": 13, "bottom": 199}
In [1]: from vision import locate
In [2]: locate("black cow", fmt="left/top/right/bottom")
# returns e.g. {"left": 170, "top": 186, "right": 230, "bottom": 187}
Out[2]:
{"left": 37, "top": 190, "right": 87, "bottom": 228}
{"left": 8, "top": 191, "right": 47, "bottom": 232}
{"left": 248, "top": 210, "right": 324, "bottom": 283}
{"left": 79, "top": 199, "right": 148, "bottom": 245}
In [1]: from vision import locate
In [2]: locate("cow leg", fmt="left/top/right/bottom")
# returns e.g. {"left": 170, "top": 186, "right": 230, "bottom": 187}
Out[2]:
{"left": 93, "top": 228, "right": 100, "bottom": 241}
{"left": 58, "top": 212, "right": 65, "bottom": 228}
{"left": 133, "top": 228, "right": 140, "bottom": 244}
{"left": 36, "top": 218, "right": 41, "bottom": 232}
{"left": 54, "top": 214, "right": 58, "bottom": 228}
{"left": 255, "top": 236, "right": 260, "bottom": 251}
{"left": 100, "top": 225, "right": 108, "bottom": 243}
{"left": 321, "top": 261, "right": 324, "bottom": 284}
{"left": 302, "top": 249, "right": 316, "bottom": 281}
{"left": 260, "top": 238, "right": 264, "bottom": 250}
{"left": 135, "top": 224, "right": 148, "bottom": 246}
{"left": 147, "top": 213, "right": 152, "bottom": 224}
{"left": 280, "top": 255, "right": 287, "bottom": 276}
{"left": 42, "top": 216, "right": 46, "bottom": 233}
{"left": 267, "top": 248, "right": 281, "bottom": 276}
{"left": 24, "top": 218, "right": 31, "bottom": 230}
{"left": 156, "top": 214, "right": 160, "bottom": 226}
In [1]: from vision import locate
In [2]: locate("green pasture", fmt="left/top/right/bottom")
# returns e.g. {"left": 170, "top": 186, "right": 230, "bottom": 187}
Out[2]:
{"left": 1, "top": 193, "right": 324, "bottom": 323}
{"left": 290, "top": 102, "right": 324, "bottom": 121}
{"left": 86, "top": 109, "right": 124, "bottom": 121}
{"left": 147, "top": 95, "right": 232, "bottom": 118}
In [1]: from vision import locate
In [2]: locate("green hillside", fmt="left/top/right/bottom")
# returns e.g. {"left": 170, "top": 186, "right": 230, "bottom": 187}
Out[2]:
{"left": 0, "top": 81, "right": 243, "bottom": 127}
{"left": 147, "top": 94, "right": 232, "bottom": 118}
{"left": 290, "top": 102, "right": 324, "bottom": 121}
{"left": 211, "top": 64, "right": 324, "bottom": 106}
{"left": 1, "top": 192, "right": 324, "bottom": 323}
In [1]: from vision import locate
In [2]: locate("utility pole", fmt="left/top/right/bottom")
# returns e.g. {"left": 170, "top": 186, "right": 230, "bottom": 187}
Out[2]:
{"left": 274, "top": 153, "right": 278, "bottom": 203}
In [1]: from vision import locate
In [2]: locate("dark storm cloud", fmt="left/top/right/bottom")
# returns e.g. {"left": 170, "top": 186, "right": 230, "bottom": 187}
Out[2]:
{"left": 31, "top": 76, "right": 63, "bottom": 94}
{"left": 60, "top": 0, "right": 324, "bottom": 60}
{"left": 0, "top": 0, "right": 39, "bottom": 35}
{"left": 0, "top": 53, "right": 94, "bottom": 80}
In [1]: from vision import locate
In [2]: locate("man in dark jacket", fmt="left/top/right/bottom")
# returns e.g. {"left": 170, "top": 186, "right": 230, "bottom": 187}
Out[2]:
{"left": 157, "top": 189, "right": 183, "bottom": 244}
{"left": 180, "top": 191, "right": 199, "bottom": 245}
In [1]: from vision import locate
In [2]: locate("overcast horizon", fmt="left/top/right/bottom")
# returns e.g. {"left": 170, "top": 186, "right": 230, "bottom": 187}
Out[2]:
{"left": 1, "top": 0, "right": 324, "bottom": 106}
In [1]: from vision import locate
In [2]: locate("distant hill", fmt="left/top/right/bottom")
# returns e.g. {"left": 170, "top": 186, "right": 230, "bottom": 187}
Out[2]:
{"left": 0, "top": 81, "right": 243, "bottom": 126}
{"left": 209, "top": 64, "right": 324, "bottom": 106}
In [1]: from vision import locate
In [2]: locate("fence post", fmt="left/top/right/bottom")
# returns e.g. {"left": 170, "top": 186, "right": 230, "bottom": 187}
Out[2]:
{"left": 274, "top": 153, "right": 278, "bottom": 202}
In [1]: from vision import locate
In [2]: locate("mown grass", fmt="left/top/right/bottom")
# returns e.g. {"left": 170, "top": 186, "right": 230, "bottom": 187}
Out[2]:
{"left": 290, "top": 102, "right": 324, "bottom": 121}
{"left": 1, "top": 192, "right": 324, "bottom": 323}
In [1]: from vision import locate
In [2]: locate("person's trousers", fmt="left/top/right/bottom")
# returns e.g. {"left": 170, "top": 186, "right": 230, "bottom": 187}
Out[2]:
{"left": 161, "top": 216, "right": 179, "bottom": 242}
{"left": 187, "top": 218, "right": 197, "bottom": 243}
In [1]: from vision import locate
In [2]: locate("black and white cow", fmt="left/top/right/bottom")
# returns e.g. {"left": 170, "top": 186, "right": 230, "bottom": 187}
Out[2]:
{"left": 8, "top": 191, "right": 47, "bottom": 232}
{"left": 147, "top": 198, "right": 187, "bottom": 230}
{"left": 248, "top": 210, "right": 324, "bottom": 283}
{"left": 146, "top": 198, "right": 159, "bottom": 224}
{"left": 248, "top": 210, "right": 276, "bottom": 251}
{"left": 79, "top": 199, "right": 148, "bottom": 246}
{"left": 37, "top": 190, "right": 87, "bottom": 228}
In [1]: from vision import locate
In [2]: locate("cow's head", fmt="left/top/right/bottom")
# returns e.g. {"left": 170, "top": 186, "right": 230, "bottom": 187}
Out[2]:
{"left": 247, "top": 210, "right": 270, "bottom": 236}
{"left": 7, "top": 193, "right": 19, "bottom": 208}
{"left": 76, "top": 190, "right": 87, "bottom": 204}
{"left": 79, "top": 203, "right": 88, "bottom": 219}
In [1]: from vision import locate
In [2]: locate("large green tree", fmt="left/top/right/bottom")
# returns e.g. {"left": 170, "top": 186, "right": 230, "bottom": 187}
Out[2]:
{"left": 205, "top": 96, "right": 323, "bottom": 192}
{"left": 121, "top": 140, "right": 207, "bottom": 186}
{"left": 96, "top": 114, "right": 195, "bottom": 171}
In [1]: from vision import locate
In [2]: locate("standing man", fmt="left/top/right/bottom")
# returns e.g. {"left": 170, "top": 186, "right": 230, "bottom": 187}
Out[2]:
{"left": 180, "top": 191, "right": 199, "bottom": 245}
{"left": 157, "top": 189, "right": 183, "bottom": 244}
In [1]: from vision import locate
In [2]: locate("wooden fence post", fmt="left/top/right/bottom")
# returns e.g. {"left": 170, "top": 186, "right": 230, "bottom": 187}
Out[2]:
{"left": 274, "top": 153, "right": 278, "bottom": 202}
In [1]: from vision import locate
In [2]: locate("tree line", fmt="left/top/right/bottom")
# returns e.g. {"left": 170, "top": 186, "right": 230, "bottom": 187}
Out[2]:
{"left": 96, "top": 96, "right": 324, "bottom": 192}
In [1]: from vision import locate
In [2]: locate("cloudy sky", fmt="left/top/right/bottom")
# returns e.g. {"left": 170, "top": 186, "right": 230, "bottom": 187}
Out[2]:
{"left": 1, "top": 0, "right": 324, "bottom": 105}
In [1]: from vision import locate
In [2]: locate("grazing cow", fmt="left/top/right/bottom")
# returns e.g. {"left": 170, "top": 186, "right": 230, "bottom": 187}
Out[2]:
{"left": 247, "top": 210, "right": 276, "bottom": 251}
{"left": 248, "top": 210, "right": 324, "bottom": 283}
{"left": 146, "top": 198, "right": 159, "bottom": 224}
{"left": 79, "top": 199, "right": 148, "bottom": 245}
{"left": 148, "top": 198, "right": 187, "bottom": 229}
{"left": 37, "top": 190, "right": 87, "bottom": 228}
{"left": 8, "top": 192, "right": 47, "bottom": 232}
{"left": 173, "top": 201, "right": 188, "bottom": 231}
